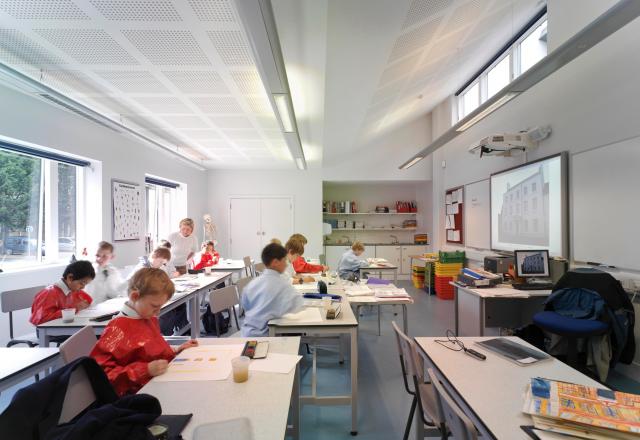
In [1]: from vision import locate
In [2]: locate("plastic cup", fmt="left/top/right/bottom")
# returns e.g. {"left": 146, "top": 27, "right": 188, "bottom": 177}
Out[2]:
{"left": 205, "top": 266, "right": 211, "bottom": 275}
{"left": 61, "top": 308, "right": 75, "bottom": 323}
{"left": 232, "top": 356, "right": 250, "bottom": 383}
{"left": 321, "top": 297, "right": 332, "bottom": 310}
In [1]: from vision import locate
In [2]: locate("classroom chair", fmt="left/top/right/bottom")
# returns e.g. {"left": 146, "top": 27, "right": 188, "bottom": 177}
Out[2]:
{"left": 242, "top": 256, "right": 254, "bottom": 278}
{"left": 392, "top": 322, "right": 445, "bottom": 440}
{"left": 235, "top": 276, "right": 252, "bottom": 315}
{"left": 253, "top": 262, "right": 266, "bottom": 275}
{"left": 1, "top": 285, "right": 45, "bottom": 347}
{"left": 427, "top": 368, "right": 478, "bottom": 440}
{"left": 209, "top": 286, "right": 240, "bottom": 336}
{"left": 59, "top": 326, "right": 97, "bottom": 364}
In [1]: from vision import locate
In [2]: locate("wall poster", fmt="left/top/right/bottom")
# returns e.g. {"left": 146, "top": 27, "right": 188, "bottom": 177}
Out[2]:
{"left": 112, "top": 179, "right": 142, "bottom": 241}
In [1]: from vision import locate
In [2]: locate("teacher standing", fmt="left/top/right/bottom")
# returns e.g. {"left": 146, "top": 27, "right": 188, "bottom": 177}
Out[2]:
{"left": 167, "top": 218, "right": 199, "bottom": 275}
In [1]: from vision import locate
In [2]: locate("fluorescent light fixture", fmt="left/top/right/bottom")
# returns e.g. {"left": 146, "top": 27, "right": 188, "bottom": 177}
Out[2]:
{"left": 400, "top": 156, "right": 424, "bottom": 170}
{"left": 295, "top": 157, "right": 306, "bottom": 170}
{"left": 456, "top": 92, "right": 519, "bottom": 132}
{"left": 273, "top": 94, "right": 294, "bottom": 132}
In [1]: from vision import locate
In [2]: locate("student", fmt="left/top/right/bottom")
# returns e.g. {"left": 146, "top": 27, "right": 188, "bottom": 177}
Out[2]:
{"left": 167, "top": 218, "right": 199, "bottom": 275}
{"left": 85, "top": 241, "right": 126, "bottom": 304}
{"left": 158, "top": 239, "right": 178, "bottom": 277}
{"left": 338, "top": 241, "right": 368, "bottom": 279}
{"left": 270, "top": 238, "right": 282, "bottom": 246}
{"left": 192, "top": 240, "right": 220, "bottom": 270}
{"left": 30, "top": 261, "right": 95, "bottom": 325}
{"left": 90, "top": 268, "right": 198, "bottom": 396}
{"left": 289, "top": 233, "right": 308, "bottom": 245}
{"left": 284, "top": 239, "right": 315, "bottom": 283}
{"left": 287, "top": 237, "right": 328, "bottom": 274}
{"left": 241, "top": 243, "right": 305, "bottom": 336}
{"left": 130, "top": 247, "right": 177, "bottom": 279}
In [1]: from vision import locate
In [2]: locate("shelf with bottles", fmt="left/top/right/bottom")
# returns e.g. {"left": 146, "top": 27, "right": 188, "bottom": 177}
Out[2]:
{"left": 331, "top": 227, "right": 417, "bottom": 231}
{"left": 323, "top": 200, "right": 418, "bottom": 214}
{"left": 323, "top": 212, "right": 417, "bottom": 216}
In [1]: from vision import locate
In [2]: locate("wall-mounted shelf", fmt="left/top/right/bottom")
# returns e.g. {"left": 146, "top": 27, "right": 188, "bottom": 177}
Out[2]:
{"left": 333, "top": 228, "right": 417, "bottom": 231}
{"left": 323, "top": 212, "right": 417, "bottom": 215}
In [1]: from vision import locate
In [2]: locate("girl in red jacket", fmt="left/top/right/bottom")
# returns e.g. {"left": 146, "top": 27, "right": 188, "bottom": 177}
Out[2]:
{"left": 90, "top": 268, "right": 198, "bottom": 396}
{"left": 286, "top": 236, "right": 328, "bottom": 274}
{"left": 30, "top": 260, "right": 95, "bottom": 326}
{"left": 192, "top": 240, "right": 220, "bottom": 270}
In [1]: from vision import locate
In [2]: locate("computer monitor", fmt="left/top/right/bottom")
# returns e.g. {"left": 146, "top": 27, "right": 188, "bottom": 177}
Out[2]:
{"left": 514, "top": 250, "right": 550, "bottom": 278}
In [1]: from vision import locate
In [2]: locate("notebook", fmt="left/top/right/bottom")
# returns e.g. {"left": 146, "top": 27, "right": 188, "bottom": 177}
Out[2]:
{"left": 475, "top": 338, "right": 550, "bottom": 365}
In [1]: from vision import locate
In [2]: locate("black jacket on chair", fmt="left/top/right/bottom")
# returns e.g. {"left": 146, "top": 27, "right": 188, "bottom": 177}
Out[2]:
{"left": 553, "top": 269, "right": 636, "bottom": 364}
{"left": 0, "top": 356, "right": 160, "bottom": 440}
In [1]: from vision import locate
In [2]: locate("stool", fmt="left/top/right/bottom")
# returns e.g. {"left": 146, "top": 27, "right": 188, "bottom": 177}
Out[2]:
{"left": 533, "top": 311, "right": 609, "bottom": 368}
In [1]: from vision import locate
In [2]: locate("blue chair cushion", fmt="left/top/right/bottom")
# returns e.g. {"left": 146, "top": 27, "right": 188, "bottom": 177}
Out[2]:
{"left": 533, "top": 311, "right": 609, "bottom": 336}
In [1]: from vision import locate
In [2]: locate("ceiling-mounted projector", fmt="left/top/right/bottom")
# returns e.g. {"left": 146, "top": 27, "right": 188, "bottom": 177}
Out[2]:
{"left": 468, "top": 126, "right": 551, "bottom": 157}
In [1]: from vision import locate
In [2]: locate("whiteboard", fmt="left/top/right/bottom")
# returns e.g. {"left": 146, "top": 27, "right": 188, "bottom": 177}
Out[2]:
{"left": 572, "top": 136, "right": 640, "bottom": 270}
{"left": 464, "top": 179, "right": 491, "bottom": 250}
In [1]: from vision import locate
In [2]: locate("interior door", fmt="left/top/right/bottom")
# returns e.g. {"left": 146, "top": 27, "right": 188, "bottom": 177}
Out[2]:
{"left": 259, "top": 198, "right": 293, "bottom": 248}
{"left": 229, "top": 198, "right": 261, "bottom": 260}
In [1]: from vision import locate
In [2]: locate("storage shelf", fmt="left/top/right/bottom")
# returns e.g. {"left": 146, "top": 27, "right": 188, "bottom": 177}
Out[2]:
{"left": 323, "top": 212, "right": 417, "bottom": 215}
{"left": 332, "top": 228, "right": 417, "bottom": 231}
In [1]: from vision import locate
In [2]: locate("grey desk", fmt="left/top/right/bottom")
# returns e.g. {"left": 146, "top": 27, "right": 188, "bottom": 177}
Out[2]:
{"left": 452, "top": 282, "right": 551, "bottom": 336}
{"left": 269, "top": 302, "right": 360, "bottom": 435}
{"left": 414, "top": 336, "right": 604, "bottom": 439}
{"left": 37, "top": 272, "right": 231, "bottom": 346}
{"left": 347, "top": 294, "right": 412, "bottom": 335}
{"left": 360, "top": 263, "right": 399, "bottom": 284}
{"left": 140, "top": 337, "right": 300, "bottom": 440}
{"left": 0, "top": 347, "right": 60, "bottom": 393}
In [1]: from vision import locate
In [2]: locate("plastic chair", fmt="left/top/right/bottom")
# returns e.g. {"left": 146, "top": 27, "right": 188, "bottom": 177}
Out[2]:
{"left": 235, "top": 276, "right": 253, "bottom": 315}
{"left": 58, "top": 363, "right": 97, "bottom": 424}
{"left": 391, "top": 321, "right": 445, "bottom": 440}
{"left": 254, "top": 263, "right": 266, "bottom": 275}
{"left": 1, "top": 285, "right": 45, "bottom": 347}
{"left": 427, "top": 368, "right": 478, "bottom": 440}
{"left": 59, "top": 326, "right": 97, "bottom": 364}
{"left": 209, "top": 285, "right": 240, "bottom": 336}
{"left": 243, "top": 256, "right": 254, "bottom": 277}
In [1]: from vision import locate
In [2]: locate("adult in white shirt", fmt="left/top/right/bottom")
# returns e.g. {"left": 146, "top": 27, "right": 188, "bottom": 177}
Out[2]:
{"left": 167, "top": 218, "right": 199, "bottom": 275}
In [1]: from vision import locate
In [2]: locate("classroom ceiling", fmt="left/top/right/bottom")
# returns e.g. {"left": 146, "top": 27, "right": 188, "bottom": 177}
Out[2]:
{"left": 0, "top": 0, "right": 544, "bottom": 170}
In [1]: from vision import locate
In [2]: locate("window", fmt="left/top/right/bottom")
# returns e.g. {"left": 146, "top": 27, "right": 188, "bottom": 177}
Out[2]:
{"left": 532, "top": 182, "right": 537, "bottom": 192}
{"left": 523, "top": 186, "right": 528, "bottom": 196}
{"left": 524, "top": 220, "right": 528, "bottom": 232}
{"left": 460, "top": 82, "right": 480, "bottom": 119}
{"left": 532, "top": 198, "right": 538, "bottom": 210}
{"left": 523, "top": 200, "right": 528, "bottom": 213}
{"left": 145, "top": 177, "right": 184, "bottom": 248}
{"left": 487, "top": 55, "right": 511, "bottom": 99}
{"left": 520, "top": 21, "right": 547, "bottom": 74}
{"left": 533, "top": 219, "right": 539, "bottom": 232}
{"left": 0, "top": 146, "right": 85, "bottom": 270}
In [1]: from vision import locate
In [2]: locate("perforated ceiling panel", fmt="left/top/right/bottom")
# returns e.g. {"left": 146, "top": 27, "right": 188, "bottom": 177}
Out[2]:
{"left": 179, "top": 129, "right": 222, "bottom": 140}
{"left": 89, "top": 0, "right": 182, "bottom": 21}
{"left": 161, "top": 114, "right": 210, "bottom": 129}
{"left": 133, "top": 96, "right": 193, "bottom": 114}
{"left": 207, "top": 30, "right": 254, "bottom": 66}
{"left": 402, "top": 0, "right": 453, "bottom": 29}
{"left": 447, "top": 0, "right": 488, "bottom": 32}
{"left": 95, "top": 70, "right": 170, "bottom": 93}
{"left": 388, "top": 17, "right": 442, "bottom": 62}
{"left": 41, "top": 70, "right": 104, "bottom": 95}
{"left": 162, "top": 70, "right": 228, "bottom": 93}
{"left": 222, "top": 129, "right": 262, "bottom": 140}
{"left": 123, "top": 30, "right": 210, "bottom": 66}
{"left": 210, "top": 116, "right": 254, "bottom": 129}
{"left": 378, "top": 56, "right": 419, "bottom": 87}
{"left": 188, "top": 0, "right": 236, "bottom": 22}
{"left": 0, "top": 0, "right": 89, "bottom": 20}
{"left": 0, "top": 29, "right": 65, "bottom": 66}
{"left": 35, "top": 28, "right": 138, "bottom": 64}
{"left": 190, "top": 96, "right": 243, "bottom": 114}
{"left": 230, "top": 70, "right": 263, "bottom": 94}
{"left": 245, "top": 96, "right": 272, "bottom": 115}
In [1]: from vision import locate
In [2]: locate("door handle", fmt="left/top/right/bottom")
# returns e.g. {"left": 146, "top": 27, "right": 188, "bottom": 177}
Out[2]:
{"left": 262, "top": 232, "right": 266, "bottom": 235}
{"left": 257, "top": 231, "right": 260, "bottom": 235}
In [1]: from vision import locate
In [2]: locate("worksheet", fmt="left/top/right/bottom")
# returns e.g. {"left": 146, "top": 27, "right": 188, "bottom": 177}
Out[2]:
{"left": 153, "top": 344, "right": 245, "bottom": 382}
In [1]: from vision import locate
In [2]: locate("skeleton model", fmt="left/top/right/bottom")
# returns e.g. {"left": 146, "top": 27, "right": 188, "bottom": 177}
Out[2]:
{"left": 203, "top": 214, "right": 217, "bottom": 243}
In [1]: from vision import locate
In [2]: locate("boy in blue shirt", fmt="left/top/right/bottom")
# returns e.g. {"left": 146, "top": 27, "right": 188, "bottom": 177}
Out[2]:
{"left": 241, "top": 243, "right": 305, "bottom": 337}
{"left": 338, "top": 241, "right": 368, "bottom": 279}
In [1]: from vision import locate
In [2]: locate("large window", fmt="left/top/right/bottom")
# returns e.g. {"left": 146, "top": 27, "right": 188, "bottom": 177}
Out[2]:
{"left": 0, "top": 146, "right": 85, "bottom": 270}
{"left": 145, "top": 177, "right": 183, "bottom": 249}
{"left": 456, "top": 12, "right": 547, "bottom": 123}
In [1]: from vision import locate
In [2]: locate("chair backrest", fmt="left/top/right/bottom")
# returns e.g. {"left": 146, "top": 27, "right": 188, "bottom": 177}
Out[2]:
{"left": 242, "top": 256, "right": 254, "bottom": 277}
{"left": 427, "top": 368, "right": 478, "bottom": 440}
{"left": 210, "top": 286, "right": 240, "bottom": 314}
{"left": 391, "top": 321, "right": 415, "bottom": 395}
{"left": 1, "top": 285, "right": 45, "bottom": 313}
{"left": 59, "top": 364, "right": 97, "bottom": 424}
{"left": 319, "top": 254, "right": 326, "bottom": 266}
{"left": 254, "top": 263, "right": 266, "bottom": 275}
{"left": 236, "top": 277, "right": 253, "bottom": 296}
{"left": 59, "top": 326, "right": 97, "bottom": 364}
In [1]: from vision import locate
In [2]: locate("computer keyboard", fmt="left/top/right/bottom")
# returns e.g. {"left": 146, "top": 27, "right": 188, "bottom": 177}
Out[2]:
{"left": 512, "top": 283, "right": 554, "bottom": 291}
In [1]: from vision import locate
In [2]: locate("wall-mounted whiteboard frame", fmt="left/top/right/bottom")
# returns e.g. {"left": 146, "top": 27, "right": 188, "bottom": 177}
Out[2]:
{"left": 112, "top": 179, "right": 142, "bottom": 241}
{"left": 464, "top": 179, "right": 491, "bottom": 250}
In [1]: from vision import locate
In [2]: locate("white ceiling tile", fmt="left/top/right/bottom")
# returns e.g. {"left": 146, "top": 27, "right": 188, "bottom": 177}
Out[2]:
{"left": 209, "top": 116, "right": 254, "bottom": 129}
{"left": 90, "top": 0, "right": 181, "bottom": 21}
{"left": 240, "top": 148, "right": 273, "bottom": 158}
{"left": 378, "top": 55, "right": 419, "bottom": 87}
{"left": 255, "top": 115, "right": 279, "bottom": 130}
{"left": 162, "top": 115, "right": 210, "bottom": 128}
{"left": 263, "top": 130, "right": 284, "bottom": 140}
{"left": 230, "top": 70, "right": 263, "bottom": 94}
{"left": 40, "top": 70, "right": 103, "bottom": 95}
{"left": 389, "top": 17, "right": 442, "bottom": 62}
{"left": 0, "top": 0, "right": 89, "bottom": 19}
{"left": 235, "top": 140, "right": 266, "bottom": 149}
{"left": 35, "top": 29, "right": 139, "bottom": 64}
{"left": 447, "top": 0, "right": 489, "bottom": 31}
{"left": 197, "top": 139, "right": 229, "bottom": 148}
{"left": 162, "top": 70, "right": 228, "bottom": 93}
{"left": 371, "top": 78, "right": 407, "bottom": 105}
{"left": 133, "top": 96, "right": 193, "bottom": 114}
{"left": 86, "top": 95, "right": 135, "bottom": 115}
{"left": 426, "top": 28, "right": 468, "bottom": 60}
{"left": 207, "top": 30, "right": 254, "bottom": 65}
{"left": 222, "top": 129, "right": 262, "bottom": 140}
{"left": 188, "top": 0, "right": 236, "bottom": 22}
{"left": 245, "top": 96, "right": 272, "bottom": 115}
{"left": 123, "top": 30, "right": 210, "bottom": 66}
{"left": 95, "top": 70, "right": 170, "bottom": 93}
{"left": 179, "top": 129, "right": 222, "bottom": 140}
{"left": 190, "top": 96, "right": 242, "bottom": 113}
{"left": 0, "top": 29, "right": 66, "bottom": 66}
{"left": 402, "top": 0, "right": 453, "bottom": 29}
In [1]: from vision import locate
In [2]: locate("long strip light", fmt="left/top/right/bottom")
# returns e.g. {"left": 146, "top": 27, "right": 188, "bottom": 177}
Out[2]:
{"left": 398, "top": 0, "right": 640, "bottom": 170}
{"left": 273, "top": 93, "right": 294, "bottom": 132}
{"left": 456, "top": 92, "right": 519, "bottom": 132}
{"left": 295, "top": 157, "right": 306, "bottom": 170}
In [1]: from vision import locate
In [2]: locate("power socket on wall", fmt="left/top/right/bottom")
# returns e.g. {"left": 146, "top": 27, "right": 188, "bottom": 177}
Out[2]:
{"left": 441, "top": 160, "right": 446, "bottom": 168}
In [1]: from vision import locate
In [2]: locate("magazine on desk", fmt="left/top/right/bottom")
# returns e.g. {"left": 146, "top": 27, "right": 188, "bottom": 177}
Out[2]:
{"left": 522, "top": 377, "right": 640, "bottom": 439}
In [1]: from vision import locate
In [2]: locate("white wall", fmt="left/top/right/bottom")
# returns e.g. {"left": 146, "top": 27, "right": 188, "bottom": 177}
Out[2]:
{"left": 207, "top": 168, "right": 323, "bottom": 261}
{"left": 427, "top": 0, "right": 640, "bottom": 371}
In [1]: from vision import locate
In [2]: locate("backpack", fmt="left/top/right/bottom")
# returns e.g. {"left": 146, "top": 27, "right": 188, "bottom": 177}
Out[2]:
{"left": 202, "top": 304, "right": 230, "bottom": 336}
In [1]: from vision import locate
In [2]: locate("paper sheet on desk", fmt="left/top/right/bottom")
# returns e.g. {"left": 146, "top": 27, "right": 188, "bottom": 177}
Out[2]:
{"left": 250, "top": 353, "right": 302, "bottom": 374}
{"left": 293, "top": 284, "right": 318, "bottom": 294}
{"left": 282, "top": 307, "right": 323, "bottom": 322}
{"left": 344, "top": 285, "right": 373, "bottom": 296}
{"left": 153, "top": 344, "right": 244, "bottom": 382}
{"left": 484, "top": 288, "right": 529, "bottom": 297}
{"left": 76, "top": 297, "right": 126, "bottom": 318}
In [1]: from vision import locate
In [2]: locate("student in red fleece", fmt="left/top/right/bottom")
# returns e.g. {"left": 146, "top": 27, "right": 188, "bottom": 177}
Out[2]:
{"left": 30, "top": 260, "right": 95, "bottom": 326}
{"left": 90, "top": 268, "right": 198, "bottom": 396}
{"left": 286, "top": 235, "right": 329, "bottom": 274}
{"left": 192, "top": 240, "right": 220, "bottom": 271}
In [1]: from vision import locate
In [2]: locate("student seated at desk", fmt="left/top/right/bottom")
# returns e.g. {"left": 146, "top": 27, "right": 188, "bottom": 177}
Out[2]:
{"left": 241, "top": 243, "right": 305, "bottom": 337}
{"left": 286, "top": 235, "right": 328, "bottom": 274}
{"left": 86, "top": 241, "right": 126, "bottom": 304}
{"left": 158, "top": 239, "right": 178, "bottom": 277}
{"left": 192, "top": 240, "right": 219, "bottom": 270}
{"left": 284, "top": 239, "right": 316, "bottom": 284}
{"left": 90, "top": 268, "right": 198, "bottom": 396}
{"left": 338, "top": 241, "right": 368, "bottom": 279}
{"left": 130, "top": 247, "right": 178, "bottom": 280}
{"left": 29, "top": 261, "right": 95, "bottom": 325}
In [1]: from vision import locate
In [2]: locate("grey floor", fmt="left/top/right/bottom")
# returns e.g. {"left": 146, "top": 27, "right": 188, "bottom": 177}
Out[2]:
{"left": 2, "top": 281, "right": 639, "bottom": 440}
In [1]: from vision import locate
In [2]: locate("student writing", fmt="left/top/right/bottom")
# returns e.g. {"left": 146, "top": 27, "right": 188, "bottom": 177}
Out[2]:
{"left": 338, "top": 241, "right": 369, "bottom": 279}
